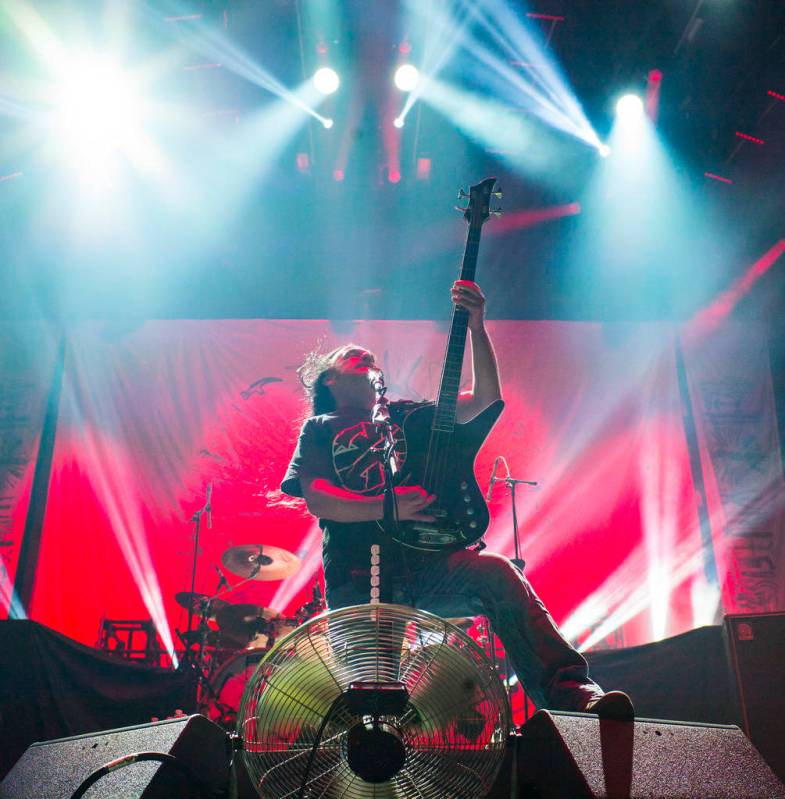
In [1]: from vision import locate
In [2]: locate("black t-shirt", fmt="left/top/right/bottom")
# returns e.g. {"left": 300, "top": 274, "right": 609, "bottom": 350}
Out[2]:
{"left": 281, "top": 401, "right": 427, "bottom": 590}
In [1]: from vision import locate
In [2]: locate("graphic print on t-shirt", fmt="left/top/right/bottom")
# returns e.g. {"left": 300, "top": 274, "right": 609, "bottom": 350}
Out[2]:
{"left": 332, "top": 421, "right": 407, "bottom": 494}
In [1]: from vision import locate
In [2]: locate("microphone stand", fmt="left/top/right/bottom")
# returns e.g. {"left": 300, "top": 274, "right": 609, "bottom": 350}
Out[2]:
{"left": 182, "top": 485, "right": 212, "bottom": 710}
{"left": 504, "top": 476, "right": 537, "bottom": 572}
{"left": 489, "top": 457, "right": 537, "bottom": 572}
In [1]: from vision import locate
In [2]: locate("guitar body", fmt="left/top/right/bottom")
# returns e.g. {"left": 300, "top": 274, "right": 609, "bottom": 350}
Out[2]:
{"left": 390, "top": 399, "right": 504, "bottom": 551}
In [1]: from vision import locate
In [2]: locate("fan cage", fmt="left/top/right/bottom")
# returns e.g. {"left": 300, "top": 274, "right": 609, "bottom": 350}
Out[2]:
{"left": 237, "top": 603, "right": 512, "bottom": 799}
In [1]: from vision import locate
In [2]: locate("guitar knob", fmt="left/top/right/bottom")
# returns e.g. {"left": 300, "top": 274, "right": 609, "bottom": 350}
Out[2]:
{"left": 469, "top": 521, "right": 478, "bottom": 529}
{"left": 463, "top": 495, "right": 471, "bottom": 503}
{"left": 460, "top": 481, "right": 468, "bottom": 490}
{"left": 466, "top": 507, "right": 475, "bottom": 516}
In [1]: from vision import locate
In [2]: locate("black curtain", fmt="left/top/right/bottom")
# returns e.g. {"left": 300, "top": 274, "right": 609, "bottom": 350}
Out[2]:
{"left": 0, "top": 621, "right": 190, "bottom": 778}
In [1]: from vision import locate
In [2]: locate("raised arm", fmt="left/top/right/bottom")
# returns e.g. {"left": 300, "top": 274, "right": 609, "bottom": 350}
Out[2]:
{"left": 453, "top": 280, "right": 502, "bottom": 423}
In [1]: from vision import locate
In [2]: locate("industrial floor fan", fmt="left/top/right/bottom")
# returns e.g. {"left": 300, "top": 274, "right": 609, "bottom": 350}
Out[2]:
{"left": 236, "top": 603, "right": 512, "bottom": 798}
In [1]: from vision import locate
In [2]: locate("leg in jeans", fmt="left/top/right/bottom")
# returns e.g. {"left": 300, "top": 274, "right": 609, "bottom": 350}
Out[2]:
{"left": 390, "top": 549, "right": 604, "bottom": 711}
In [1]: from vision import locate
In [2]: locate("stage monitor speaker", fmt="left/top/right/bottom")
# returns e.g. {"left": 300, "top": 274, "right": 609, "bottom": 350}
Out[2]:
{"left": 0, "top": 714, "right": 231, "bottom": 799}
{"left": 724, "top": 611, "right": 785, "bottom": 783}
{"left": 517, "top": 710, "right": 785, "bottom": 799}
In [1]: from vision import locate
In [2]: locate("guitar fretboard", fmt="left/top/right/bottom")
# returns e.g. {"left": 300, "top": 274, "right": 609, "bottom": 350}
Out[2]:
{"left": 433, "top": 221, "right": 484, "bottom": 433}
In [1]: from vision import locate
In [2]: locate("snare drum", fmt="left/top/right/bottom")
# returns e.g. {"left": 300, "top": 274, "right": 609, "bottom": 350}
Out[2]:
{"left": 243, "top": 616, "right": 299, "bottom": 651}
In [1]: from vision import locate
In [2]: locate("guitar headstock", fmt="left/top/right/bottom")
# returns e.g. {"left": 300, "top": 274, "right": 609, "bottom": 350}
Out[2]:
{"left": 458, "top": 177, "right": 501, "bottom": 227}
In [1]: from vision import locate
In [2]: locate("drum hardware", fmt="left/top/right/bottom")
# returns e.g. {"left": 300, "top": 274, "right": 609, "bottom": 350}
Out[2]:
{"left": 200, "top": 585, "right": 327, "bottom": 729}
{"left": 178, "top": 627, "right": 220, "bottom": 647}
{"left": 215, "top": 603, "right": 281, "bottom": 649}
{"left": 174, "top": 591, "right": 229, "bottom": 619}
{"left": 175, "top": 541, "right": 304, "bottom": 717}
{"left": 292, "top": 581, "right": 326, "bottom": 624}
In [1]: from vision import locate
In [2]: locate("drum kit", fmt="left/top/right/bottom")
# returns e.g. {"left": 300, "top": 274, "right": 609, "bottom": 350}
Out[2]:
{"left": 175, "top": 543, "right": 325, "bottom": 729}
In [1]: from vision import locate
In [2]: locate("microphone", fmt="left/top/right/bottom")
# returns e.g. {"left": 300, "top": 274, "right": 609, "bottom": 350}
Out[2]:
{"left": 213, "top": 564, "right": 228, "bottom": 590}
{"left": 206, "top": 482, "right": 213, "bottom": 530}
{"left": 486, "top": 456, "right": 501, "bottom": 501}
{"left": 369, "top": 368, "right": 386, "bottom": 395}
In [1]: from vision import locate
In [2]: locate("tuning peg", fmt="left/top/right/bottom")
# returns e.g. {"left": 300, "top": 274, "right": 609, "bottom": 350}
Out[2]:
{"left": 492, "top": 190, "right": 502, "bottom": 199}
{"left": 454, "top": 204, "right": 468, "bottom": 213}
{"left": 490, "top": 209, "right": 503, "bottom": 217}
{"left": 457, "top": 188, "right": 469, "bottom": 199}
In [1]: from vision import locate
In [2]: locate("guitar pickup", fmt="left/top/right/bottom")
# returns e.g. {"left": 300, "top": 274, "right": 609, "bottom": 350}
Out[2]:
{"left": 412, "top": 528, "right": 458, "bottom": 546}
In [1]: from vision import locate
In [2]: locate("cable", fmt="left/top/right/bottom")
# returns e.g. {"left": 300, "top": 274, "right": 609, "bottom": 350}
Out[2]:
{"left": 296, "top": 694, "right": 345, "bottom": 799}
{"left": 69, "top": 751, "right": 206, "bottom": 799}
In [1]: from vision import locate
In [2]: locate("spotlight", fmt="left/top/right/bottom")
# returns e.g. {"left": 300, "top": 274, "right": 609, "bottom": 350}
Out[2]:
{"left": 393, "top": 116, "right": 405, "bottom": 129}
{"left": 55, "top": 55, "right": 142, "bottom": 157}
{"left": 598, "top": 143, "right": 612, "bottom": 158}
{"left": 393, "top": 64, "right": 419, "bottom": 92}
{"left": 615, "top": 94, "right": 644, "bottom": 121}
{"left": 322, "top": 117, "right": 334, "bottom": 129}
{"left": 313, "top": 67, "right": 340, "bottom": 96}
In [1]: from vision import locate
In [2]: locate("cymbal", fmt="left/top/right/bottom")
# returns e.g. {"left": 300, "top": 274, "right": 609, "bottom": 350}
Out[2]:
{"left": 221, "top": 544, "right": 301, "bottom": 581}
{"left": 174, "top": 591, "right": 229, "bottom": 618}
{"left": 216, "top": 603, "right": 281, "bottom": 646}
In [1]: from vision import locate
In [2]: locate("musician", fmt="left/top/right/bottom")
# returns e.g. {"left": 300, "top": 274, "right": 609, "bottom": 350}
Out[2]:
{"left": 281, "top": 280, "right": 633, "bottom": 719}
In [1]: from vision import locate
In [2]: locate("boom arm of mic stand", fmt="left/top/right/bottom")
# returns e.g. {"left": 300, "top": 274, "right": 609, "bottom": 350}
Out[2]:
{"left": 500, "top": 476, "right": 538, "bottom": 571}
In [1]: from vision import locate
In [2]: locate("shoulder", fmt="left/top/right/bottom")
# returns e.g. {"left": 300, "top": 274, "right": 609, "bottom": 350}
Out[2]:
{"left": 300, "top": 412, "right": 340, "bottom": 431}
{"left": 294, "top": 414, "right": 336, "bottom": 446}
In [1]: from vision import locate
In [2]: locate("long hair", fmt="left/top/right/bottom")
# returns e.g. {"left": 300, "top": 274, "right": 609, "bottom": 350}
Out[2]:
{"left": 297, "top": 342, "right": 373, "bottom": 416}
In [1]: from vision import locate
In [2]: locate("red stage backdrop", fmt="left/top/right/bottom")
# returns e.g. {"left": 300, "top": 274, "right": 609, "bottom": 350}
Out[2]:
{"left": 0, "top": 319, "right": 781, "bottom": 655}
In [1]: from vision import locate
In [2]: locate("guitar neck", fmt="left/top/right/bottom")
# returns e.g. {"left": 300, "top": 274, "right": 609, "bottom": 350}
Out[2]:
{"left": 433, "top": 224, "right": 483, "bottom": 432}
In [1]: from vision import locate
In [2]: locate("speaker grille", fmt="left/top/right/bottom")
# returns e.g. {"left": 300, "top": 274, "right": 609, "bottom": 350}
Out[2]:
{"left": 519, "top": 711, "right": 785, "bottom": 799}
{"left": 0, "top": 715, "right": 230, "bottom": 799}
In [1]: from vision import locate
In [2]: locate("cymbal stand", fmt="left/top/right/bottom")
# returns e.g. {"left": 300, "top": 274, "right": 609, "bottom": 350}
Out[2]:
{"left": 209, "top": 553, "right": 264, "bottom": 601}
{"left": 194, "top": 589, "right": 220, "bottom": 708}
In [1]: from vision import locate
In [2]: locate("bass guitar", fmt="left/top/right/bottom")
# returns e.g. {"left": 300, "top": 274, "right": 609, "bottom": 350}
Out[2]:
{"left": 384, "top": 177, "right": 503, "bottom": 551}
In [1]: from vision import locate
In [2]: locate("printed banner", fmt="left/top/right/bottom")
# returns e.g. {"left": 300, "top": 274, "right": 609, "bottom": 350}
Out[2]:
{"left": 682, "top": 321, "right": 785, "bottom": 613}
{"left": 25, "top": 319, "right": 713, "bottom": 651}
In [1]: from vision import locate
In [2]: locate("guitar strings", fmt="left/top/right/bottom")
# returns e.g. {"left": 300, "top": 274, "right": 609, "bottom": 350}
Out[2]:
{"left": 423, "top": 203, "right": 484, "bottom": 519}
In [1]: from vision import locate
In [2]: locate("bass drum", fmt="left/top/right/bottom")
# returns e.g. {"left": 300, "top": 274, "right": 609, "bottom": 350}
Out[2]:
{"left": 204, "top": 618, "right": 301, "bottom": 728}
{"left": 204, "top": 647, "right": 268, "bottom": 730}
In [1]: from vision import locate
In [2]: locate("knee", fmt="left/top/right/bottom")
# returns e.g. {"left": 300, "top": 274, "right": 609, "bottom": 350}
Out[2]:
{"left": 453, "top": 551, "right": 522, "bottom": 588}
{"left": 478, "top": 553, "right": 524, "bottom": 588}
